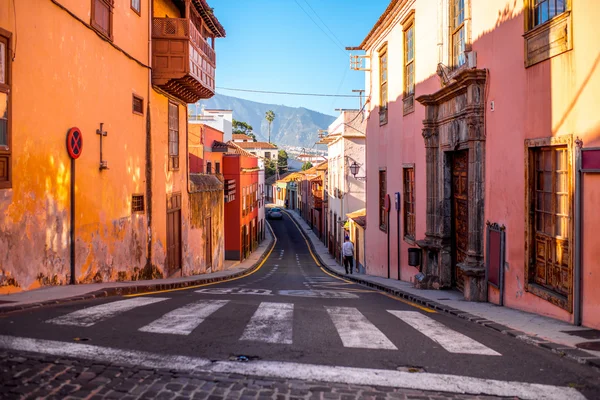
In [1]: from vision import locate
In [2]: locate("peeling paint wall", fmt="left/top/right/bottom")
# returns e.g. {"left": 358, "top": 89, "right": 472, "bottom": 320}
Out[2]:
{"left": 187, "top": 188, "right": 225, "bottom": 275}
{"left": 0, "top": 0, "right": 223, "bottom": 293}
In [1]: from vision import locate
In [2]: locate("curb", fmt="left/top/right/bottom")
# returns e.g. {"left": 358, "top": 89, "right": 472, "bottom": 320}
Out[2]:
{"left": 287, "top": 210, "right": 600, "bottom": 371}
{"left": 0, "top": 224, "right": 277, "bottom": 316}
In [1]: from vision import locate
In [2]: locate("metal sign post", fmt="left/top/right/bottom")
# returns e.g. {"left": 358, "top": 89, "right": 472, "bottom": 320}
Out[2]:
{"left": 395, "top": 192, "right": 401, "bottom": 281}
{"left": 66, "top": 127, "right": 83, "bottom": 285}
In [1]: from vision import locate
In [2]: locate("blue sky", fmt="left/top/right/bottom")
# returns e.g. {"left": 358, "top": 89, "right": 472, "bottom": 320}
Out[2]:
{"left": 211, "top": 0, "right": 390, "bottom": 116}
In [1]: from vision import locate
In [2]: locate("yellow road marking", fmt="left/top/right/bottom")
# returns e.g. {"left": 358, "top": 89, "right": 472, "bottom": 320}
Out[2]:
{"left": 284, "top": 210, "right": 435, "bottom": 312}
{"left": 124, "top": 223, "right": 278, "bottom": 298}
{"left": 381, "top": 292, "right": 437, "bottom": 313}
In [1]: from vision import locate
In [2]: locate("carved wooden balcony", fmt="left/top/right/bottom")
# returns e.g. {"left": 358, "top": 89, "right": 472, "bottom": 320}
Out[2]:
{"left": 152, "top": 17, "right": 215, "bottom": 103}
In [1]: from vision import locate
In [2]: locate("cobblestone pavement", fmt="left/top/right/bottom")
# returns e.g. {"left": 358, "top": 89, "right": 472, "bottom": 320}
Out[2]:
{"left": 0, "top": 351, "right": 515, "bottom": 400}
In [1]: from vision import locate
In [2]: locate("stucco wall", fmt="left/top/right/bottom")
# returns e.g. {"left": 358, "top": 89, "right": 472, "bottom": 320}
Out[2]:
{"left": 0, "top": 0, "right": 151, "bottom": 292}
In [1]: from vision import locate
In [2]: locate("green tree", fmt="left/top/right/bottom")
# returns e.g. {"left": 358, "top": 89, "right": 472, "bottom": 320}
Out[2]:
{"left": 278, "top": 149, "right": 288, "bottom": 174}
{"left": 232, "top": 119, "right": 256, "bottom": 141}
{"left": 265, "top": 110, "right": 275, "bottom": 143}
{"left": 264, "top": 159, "right": 277, "bottom": 179}
{"left": 301, "top": 161, "right": 313, "bottom": 171}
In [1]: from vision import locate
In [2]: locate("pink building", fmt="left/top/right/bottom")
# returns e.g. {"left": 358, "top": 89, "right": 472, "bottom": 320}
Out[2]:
{"left": 356, "top": 0, "right": 600, "bottom": 329}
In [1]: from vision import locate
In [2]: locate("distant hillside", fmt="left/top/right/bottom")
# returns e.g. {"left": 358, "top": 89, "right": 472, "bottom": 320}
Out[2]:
{"left": 191, "top": 93, "right": 336, "bottom": 148}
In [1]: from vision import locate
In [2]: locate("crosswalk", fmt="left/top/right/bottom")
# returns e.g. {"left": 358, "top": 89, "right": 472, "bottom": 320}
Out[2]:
{"left": 46, "top": 298, "right": 500, "bottom": 356}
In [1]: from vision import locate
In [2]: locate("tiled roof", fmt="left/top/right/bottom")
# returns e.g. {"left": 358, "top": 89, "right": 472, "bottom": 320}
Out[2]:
{"left": 189, "top": 173, "right": 223, "bottom": 193}
{"left": 235, "top": 141, "right": 278, "bottom": 150}
{"left": 211, "top": 140, "right": 229, "bottom": 152}
{"left": 232, "top": 134, "right": 253, "bottom": 141}
{"left": 192, "top": 0, "right": 226, "bottom": 37}
{"left": 225, "top": 141, "right": 258, "bottom": 158}
{"left": 265, "top": 172, "right": 292, "bottom": 185}
{"left": 316, "top": 160, "right": 328, "bottom": 171}
{"left": 358, "top": 0, "right": 402, "bottom": 49}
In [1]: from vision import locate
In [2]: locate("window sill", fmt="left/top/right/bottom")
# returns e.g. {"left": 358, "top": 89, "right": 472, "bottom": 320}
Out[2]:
{"left": 526, "top": 282, "right": 569, "bottom": 311}
{"left": 524, "top": 11, "right": 572, "bottom": 68}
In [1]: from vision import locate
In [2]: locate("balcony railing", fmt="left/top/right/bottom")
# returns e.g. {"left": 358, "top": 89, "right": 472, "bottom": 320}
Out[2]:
{"left": 152, "top": 18, "right": 216, "bottom": 103}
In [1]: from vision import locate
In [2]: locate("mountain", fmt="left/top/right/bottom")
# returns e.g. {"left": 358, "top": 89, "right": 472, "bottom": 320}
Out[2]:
{"left": 191, "top": 93, "right": 336, "bottom": 148}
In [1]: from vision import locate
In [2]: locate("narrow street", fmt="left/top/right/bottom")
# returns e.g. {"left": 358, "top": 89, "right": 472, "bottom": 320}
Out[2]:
{"left": 0, "top": 213, "right": 598, "bottom": 399}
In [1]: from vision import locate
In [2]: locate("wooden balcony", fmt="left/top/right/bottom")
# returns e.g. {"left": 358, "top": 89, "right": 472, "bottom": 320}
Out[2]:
{"left": 152, "top": 17, "right": 216, "bottom": 103}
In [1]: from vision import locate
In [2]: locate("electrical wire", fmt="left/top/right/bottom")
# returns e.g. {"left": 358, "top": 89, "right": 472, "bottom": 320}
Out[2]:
{"left": 300, "top": 0, "right": 346, "bottom": 50}
{"left": 216, "top": 87, "right": 360, "bottom": 98}
{"left": 292, "top": 0, "right": 347, "bottom": 56}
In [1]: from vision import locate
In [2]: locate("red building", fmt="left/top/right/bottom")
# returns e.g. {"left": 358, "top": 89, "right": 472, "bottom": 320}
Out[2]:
{"left": 223, "top": 142, "right": 260, "bottom": 261}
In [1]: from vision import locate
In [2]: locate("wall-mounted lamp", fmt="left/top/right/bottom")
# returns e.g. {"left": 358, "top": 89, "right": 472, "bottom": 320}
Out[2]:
{"left": 349, "top": 161, "right": 366, "bottom": 180}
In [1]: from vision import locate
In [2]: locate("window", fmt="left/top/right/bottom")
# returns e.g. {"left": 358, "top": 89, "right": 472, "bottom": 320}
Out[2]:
{"left": 131, "top": 0, "right": 141, "bottom": 15}
{"left": 206, "top": 161, "right": 212, "bottom": 174}
{"left": 168, "top": 101, "right": 179, "bottom": 170}
{"left": 132, "top": 194, "right": 145, "bottom": 213}
{"left": 524, "top": 0, "right": 571, "bottom": 67}
{"left": 379, "top": 45, "right": 388, "bottom": 125}
{"left": 132, "top": 94, "right": 143, "bottom": 115}
{"left": 450, "top": 0, "right": 466, "bottom": 68}
{"left": 403, "top": 167, "right": 415, "bottom": 240}
{"left": 0, "top": 32, "right": 10, "bottom": 189}
{"left": 265, "top": 152, "right": 271, "bottom": 159}
{"left": 215, "top": 162, "right": 221, "bottom": 174}
{"left": 403, "top": 16, "right": 415, "bottom": 114}
{"left": 526, "top": 138, "right": 573, "bottom": 310}
{"left": 91, "top": 0, "right": 114, "bottom": 40}
{"left": 532, "top": 0, "right": 566, "bottom": 27}
{"left": 379, "top": 170, "right": 387, "bottom": 232}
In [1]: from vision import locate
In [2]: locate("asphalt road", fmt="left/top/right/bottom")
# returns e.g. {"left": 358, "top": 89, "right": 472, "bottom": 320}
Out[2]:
{"left": 0, "top": 212, "right": 598, "bottom": 399}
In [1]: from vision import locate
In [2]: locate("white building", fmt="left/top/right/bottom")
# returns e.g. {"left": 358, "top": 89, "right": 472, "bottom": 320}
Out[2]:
{"left": 318, "top": 110, "right": 366, "bottom": 261}
{"left": 189, "top": 107, "right": 233, "bottom": 142}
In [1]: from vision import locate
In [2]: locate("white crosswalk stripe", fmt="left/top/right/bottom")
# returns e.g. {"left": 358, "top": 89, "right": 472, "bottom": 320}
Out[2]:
{"left": 139, "top": 300, "right": 229, "bottom": 335}
{"left": 388, "top": 310, "right": 500, "bottom": 356}
{"left": 240, "top": 302, "right": 294, "bottom": 344}
{"left": 46, "top": 297, "right": 168, "bottom": 327}
{"left": 326, "top": 306, "right": 397, "bottom": 350}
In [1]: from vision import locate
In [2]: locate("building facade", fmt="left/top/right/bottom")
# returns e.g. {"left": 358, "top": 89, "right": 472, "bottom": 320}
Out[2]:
{"left": 319, "top": 111, "right": 366, "bottom": 262}
{"left": 0, "top": 0, "right": 225, "bottom": 293}
{"left": 356, "top": 0, "right": 600, "bottom": 328}
{"left": 223, "top": 142, "right": 260, "bottom": 261}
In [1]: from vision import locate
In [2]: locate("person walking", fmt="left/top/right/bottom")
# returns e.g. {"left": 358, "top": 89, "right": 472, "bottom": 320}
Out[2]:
{"left": 342, "top": 236, "right": 355, "bottom": 274}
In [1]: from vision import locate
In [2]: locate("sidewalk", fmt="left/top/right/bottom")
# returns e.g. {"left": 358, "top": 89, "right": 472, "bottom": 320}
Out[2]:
{"left": 0, "top": 226, "right": 275, "bottom": 314}
{"left": 285, "top": 209, "right": 600, "bottom": 369}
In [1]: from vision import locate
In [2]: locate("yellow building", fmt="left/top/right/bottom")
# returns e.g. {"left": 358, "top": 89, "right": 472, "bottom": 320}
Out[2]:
{"left": 0, "top": 0, "right": 225, "bottom": 293}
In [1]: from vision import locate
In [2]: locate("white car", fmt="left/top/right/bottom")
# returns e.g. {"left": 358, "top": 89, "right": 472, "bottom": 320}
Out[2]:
{"left": 268, "top": 208, "right": 283, "bottom": 220}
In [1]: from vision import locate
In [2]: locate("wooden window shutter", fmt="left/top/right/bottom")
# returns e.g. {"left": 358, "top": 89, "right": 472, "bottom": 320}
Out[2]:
{"left": 91, "top": 0, "right": 114, "bottom": 40}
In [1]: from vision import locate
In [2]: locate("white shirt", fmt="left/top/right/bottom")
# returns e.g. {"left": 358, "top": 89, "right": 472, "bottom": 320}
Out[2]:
{"left": 342, "top": 241, "right": 354, "bottom": 256}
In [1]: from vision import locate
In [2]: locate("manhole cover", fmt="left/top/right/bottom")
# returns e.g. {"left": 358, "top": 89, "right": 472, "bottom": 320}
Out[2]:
{"left": 575, "top": 341, "right": 600, "bottom": 351}
{"left": 562, "top": 329, "right": 600, "bottom": 340}
{"left": 229, "top": 355, "right": 260, "bottom": 362}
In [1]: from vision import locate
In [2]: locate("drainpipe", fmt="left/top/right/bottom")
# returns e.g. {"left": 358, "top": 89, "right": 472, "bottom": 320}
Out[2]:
{"left": 387, "top": 210, "right": 390, "bottom": 279}
{"left": 145, "top": 0, "right": 153, "bottom": 268}
{"left": 574, "top": 144, "right": 582, "bottom": 326}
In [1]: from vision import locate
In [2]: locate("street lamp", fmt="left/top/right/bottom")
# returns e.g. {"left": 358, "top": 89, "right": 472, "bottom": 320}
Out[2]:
{"left": 349, "top": 161, "right": 365, "bottom": 180}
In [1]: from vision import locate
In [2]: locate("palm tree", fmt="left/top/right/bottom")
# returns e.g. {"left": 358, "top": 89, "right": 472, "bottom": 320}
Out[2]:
{"left": 265, "top": 110, "right": 275, "bottom": 143}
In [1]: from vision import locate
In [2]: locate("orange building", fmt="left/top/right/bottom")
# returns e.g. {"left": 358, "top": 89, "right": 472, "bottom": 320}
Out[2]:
{"left": 0, "top": 0, "right": 225, "bottom": 293}
{"left": 223, "top": 142, "right": 260, "bottom": 261}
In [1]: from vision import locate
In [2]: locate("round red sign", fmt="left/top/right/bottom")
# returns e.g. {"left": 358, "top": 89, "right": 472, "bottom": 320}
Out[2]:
{"left": 384, "top": 194, "right": 391, "bottom": 212}
{"left": 66, "top": 127, "right": 83, "bottom": 159}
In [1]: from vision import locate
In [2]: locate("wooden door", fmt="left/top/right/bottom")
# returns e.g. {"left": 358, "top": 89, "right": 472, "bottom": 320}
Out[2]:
{"left": 166, "top": 193, "right": 182, "bottom": 276}
{"left": 532, "top": 146, "right": 571, "bottom": 298}
{"left": 452, "top": 151, "right": 469, "bottom": 291}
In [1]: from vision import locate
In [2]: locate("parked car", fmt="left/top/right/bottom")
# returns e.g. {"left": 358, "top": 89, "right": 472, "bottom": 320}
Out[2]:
{"left": 268, "top": 208, "right": 283, "bottom": 220}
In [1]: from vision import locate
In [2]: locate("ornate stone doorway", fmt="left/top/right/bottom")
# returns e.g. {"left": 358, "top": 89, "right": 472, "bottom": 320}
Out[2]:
{"left": 416, "top": 69, "right": 487, "bottom": 301}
